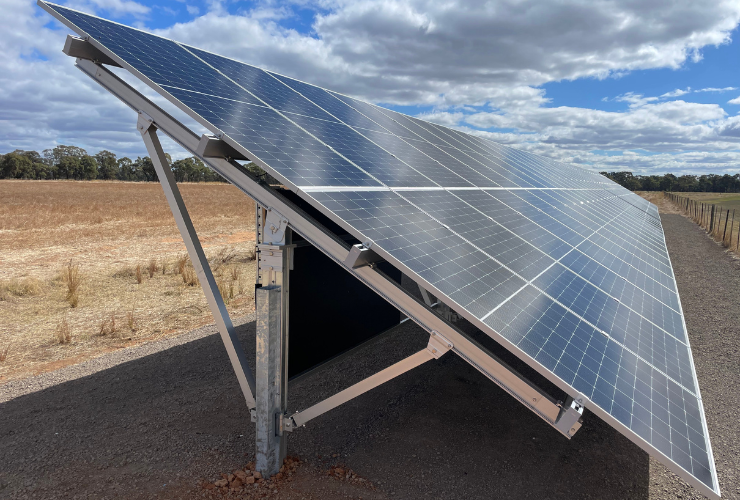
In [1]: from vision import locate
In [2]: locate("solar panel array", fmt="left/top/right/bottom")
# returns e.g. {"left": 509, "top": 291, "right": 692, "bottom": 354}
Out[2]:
{"left": 42, "top": 2, "right": 717, "bottom": 496}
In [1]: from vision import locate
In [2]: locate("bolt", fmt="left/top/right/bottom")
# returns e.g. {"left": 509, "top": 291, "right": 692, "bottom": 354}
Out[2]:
{"left": 532, "top": 398, "right": 537, "bottom": 402}
{"left": 570, "top": 428, "right": 576, "bottom": 433}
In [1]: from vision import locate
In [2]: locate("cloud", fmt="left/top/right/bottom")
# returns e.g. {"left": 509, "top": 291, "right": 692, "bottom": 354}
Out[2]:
{"left": 186, "top": 5, "right": 199, "bottom": 16}
{"left": 613, "top": 92, "right": 660, "bottom": 108}
{"left": 728, "top": 96, "right": 740, "bottom": 105}
{"left": 695, "top": 86, "right": 737, "bottom": 92}
{"left": 661, "top": 88, "right": 691, "bottom": 98}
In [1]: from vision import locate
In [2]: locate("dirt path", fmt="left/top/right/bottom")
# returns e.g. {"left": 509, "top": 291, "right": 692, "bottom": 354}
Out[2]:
{"left": 0, "top": 214, "right": 738, "bottom": 499}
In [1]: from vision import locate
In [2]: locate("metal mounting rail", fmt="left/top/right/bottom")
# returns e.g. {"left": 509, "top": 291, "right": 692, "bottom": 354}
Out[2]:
{"left": 73, "top": 55, "right": 583, "bottom": 439}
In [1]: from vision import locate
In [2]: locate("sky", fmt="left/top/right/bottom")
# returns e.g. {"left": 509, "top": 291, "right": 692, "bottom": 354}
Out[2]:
{"left": 2, "top": 0, "right": 740, "bottom": 175}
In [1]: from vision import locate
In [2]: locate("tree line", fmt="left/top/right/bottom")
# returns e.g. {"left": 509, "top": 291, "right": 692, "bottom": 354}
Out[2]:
{"left": 600, "top": 171, "right": 740, "bottom": 193}
{"left": 0, "top": 145, "right": 228, "bottom": 183}
{"left": 4, "top": 147, "right": 737, "bottom": 192}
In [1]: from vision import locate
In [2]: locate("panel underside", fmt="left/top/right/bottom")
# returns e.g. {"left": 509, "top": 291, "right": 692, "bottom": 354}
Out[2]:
{"left": 39, "top": 2, "right": 718, "bottom": 496}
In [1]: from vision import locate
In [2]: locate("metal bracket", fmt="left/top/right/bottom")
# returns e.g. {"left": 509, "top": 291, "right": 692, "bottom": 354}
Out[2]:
{"left": 197, "top": 134, "right": 249, "bottom": 161}
{"left": 553, "top": 395, "right": 586, "bottom": 438}
{"left": 263, "top": 207, "right": 289, "bottom": 245}
{"left": 344, "top": 242, "right": 383, "bottom": 269}
{"left": 256, "top": 244, "right": 295, "bottom": 274}
{"left": 136, "top": 111, "right": 155, "bottom": 134}
{"left": 427, "top": 331, "right": 453, "bottom": 359}
{"left": 63, "top": 35, "right": 121, "bottom": 67}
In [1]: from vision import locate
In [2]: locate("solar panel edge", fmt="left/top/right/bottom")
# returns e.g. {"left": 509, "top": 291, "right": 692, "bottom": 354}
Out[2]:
{"left": 660, "top": 213, "right": 721, "bottom": 496}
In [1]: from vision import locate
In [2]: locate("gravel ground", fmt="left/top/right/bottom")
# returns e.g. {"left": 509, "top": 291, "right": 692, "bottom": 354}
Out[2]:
{"left": 0, "top": 213, "right": 738, "bottom": 500}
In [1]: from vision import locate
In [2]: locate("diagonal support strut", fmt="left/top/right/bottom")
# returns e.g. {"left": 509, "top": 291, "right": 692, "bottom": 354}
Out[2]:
{"left": 137, "top": 112, "right": 256, "bottom": 410}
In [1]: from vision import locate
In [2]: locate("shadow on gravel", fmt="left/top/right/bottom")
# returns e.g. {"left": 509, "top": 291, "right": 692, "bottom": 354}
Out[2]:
{"left": 0, "top": 318, "right": 649, "bottom": 499}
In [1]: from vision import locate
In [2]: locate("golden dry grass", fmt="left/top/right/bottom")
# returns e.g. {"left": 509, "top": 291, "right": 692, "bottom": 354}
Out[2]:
{"left": 0, "top": 180, "right": 257, "bottom": 383}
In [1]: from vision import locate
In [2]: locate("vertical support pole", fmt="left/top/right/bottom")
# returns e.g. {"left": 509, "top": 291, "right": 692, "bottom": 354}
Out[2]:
{"left": 137, "top": 113, "right": 256, "bottom": 409}
{"left": 254, "top": 203, "right": 292, "bottom": 478}
{"left": 255, "top": 285, "right": 286, "bottom": 477}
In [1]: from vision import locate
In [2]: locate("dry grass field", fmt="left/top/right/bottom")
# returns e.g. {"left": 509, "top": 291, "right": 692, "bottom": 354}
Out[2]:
{"left": 0, "top": 180, "right": 257, "bottom": 383}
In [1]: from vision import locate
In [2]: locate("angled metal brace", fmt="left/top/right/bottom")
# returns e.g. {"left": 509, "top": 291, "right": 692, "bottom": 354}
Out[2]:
{"left": 137, "top": 112, "right": 256, "bottom": 410}
{"left": 285, "top": 331, "right": 453, "bottom": 430}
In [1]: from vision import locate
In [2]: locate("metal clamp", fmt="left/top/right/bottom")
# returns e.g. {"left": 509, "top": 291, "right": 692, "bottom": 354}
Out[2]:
{"left": 427, "top": 331, "right": 453, "bottom": 359}
{"left": 554, "top": 395, "right": 586, "bottom": 437}
{"left": 264, "top": 208, "right": 289, "bottom": 245}
{"left": 344, "top": 242, "right": 383, "bottom": 269}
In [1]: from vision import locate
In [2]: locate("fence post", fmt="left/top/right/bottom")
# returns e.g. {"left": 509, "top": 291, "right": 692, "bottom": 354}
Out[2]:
{"left": 710, "top": 205, "right": 715, "bottom": 232}
{"left": 730, "top": 210, "right": 735, "bottom": 248}
{"left": 723, "top": 209, "right": 731, "bottom": 244}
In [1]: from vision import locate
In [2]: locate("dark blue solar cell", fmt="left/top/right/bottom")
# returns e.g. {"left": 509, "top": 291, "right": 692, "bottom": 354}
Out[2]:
{"left": 48, "top": 4, "right": 263, "bottom": 106}
{"left": 401, "top": 190, "right": 555, "bottom": 280}
{"left": 268, "top": 74, "right": 390, "bottom": 133}
{"left": 285, "top": 113, "right": 436, "bottom": 187}
{"left": 184, "top": 46, "right": 340, "bottom": 123}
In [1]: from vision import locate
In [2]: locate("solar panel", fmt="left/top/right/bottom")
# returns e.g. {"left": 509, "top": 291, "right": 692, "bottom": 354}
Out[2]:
{"left": 40, "top": 2, "right": 719, "bottom": 497}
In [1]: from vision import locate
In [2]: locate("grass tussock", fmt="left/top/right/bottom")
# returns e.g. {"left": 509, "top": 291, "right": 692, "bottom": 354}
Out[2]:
{"left": 0, "top": 345, "right": 8, "bottom": 362}
{"left": 148, "top": 259, "right": 158, "bottom": 278}
{"left": 176, "top": 254, "right": 188, "bottom": 275}
{"left": 55, "top": 316, "right": 72, "bottom": 344}
{"left": 246, "top": 247, "right": 256, "bottom": 261}
{"left": 182, "top": 266, "right": 199, "bottom": 287}
{"left": 0, "top": 277, "right": 43, "bottom": 300}
{"left": 98, "top": 312, "right": 118, "bottom": 336}
{"left": 62, "top": 261, "right": 81, "bottom": 308}
{"left": 126, "top": 308, "right": 138, "bottom": 332}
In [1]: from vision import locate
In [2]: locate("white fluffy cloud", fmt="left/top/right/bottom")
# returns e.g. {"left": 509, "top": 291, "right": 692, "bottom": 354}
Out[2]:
{"left": 2, "top": 0, "right": 740, "bottom": 173}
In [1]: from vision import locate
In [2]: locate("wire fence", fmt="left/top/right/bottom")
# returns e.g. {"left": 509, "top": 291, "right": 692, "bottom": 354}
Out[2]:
{"left": 665, "top": 192, "right": 740, "bottom": 252}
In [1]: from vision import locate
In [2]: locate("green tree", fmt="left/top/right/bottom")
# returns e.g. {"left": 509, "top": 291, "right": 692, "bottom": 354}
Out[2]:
{"left": 43, "top": 145, "right": 87, "bottom": 167}
{"left": 95, "top": 150, "right": 118, "bottom": 180}
{"left": 80, "top": 155, "right": 98, "bottom": 180}
{"left": 57, "top": 156, "right": 81, "bottom": 179}
{"left": 0, "top": 151, "right": 33, "bottom": 178}
{"left": 117, "top": 157, "right": 135, "bottom": 181}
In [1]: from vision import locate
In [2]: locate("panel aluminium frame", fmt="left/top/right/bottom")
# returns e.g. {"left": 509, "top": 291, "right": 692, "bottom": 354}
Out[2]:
{"left": 67, "top": 53, "right": 719, "bottom": 498}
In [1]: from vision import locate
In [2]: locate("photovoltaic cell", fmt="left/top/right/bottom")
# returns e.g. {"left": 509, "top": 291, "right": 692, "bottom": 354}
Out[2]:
{"left": 40, "top": 3, "right": 718, "bottom": 496}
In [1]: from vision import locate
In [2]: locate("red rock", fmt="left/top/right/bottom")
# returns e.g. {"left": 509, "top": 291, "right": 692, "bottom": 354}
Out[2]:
{"left": 214, "top": 479, "right": 228, "bottom": 488}
{"left": 231, "top": 478, "right": 243, "bottom": 489}
{"left": 234, "top": 470, "right": 247, "bottom": 482}
{"left": 252, "top": 471, "right": 262, "bottom": 479}
{"left": 245, "top": 476, "right": 255, "bottom": 485}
